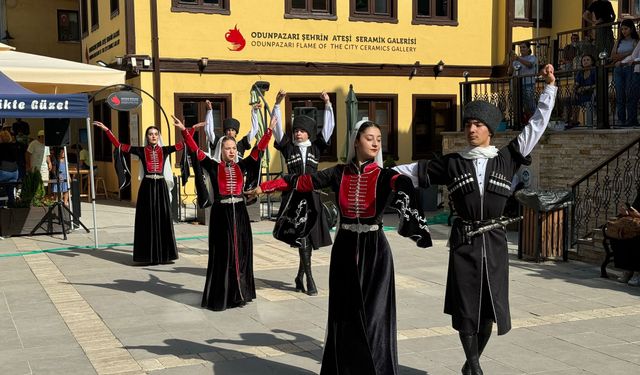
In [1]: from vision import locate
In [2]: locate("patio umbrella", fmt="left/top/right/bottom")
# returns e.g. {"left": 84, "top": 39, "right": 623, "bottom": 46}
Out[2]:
{"left": 344, "top": 84, "right": 358, "bottom": 161}
{"left": 0, "top": 42, "right": 124, "bottom": 94}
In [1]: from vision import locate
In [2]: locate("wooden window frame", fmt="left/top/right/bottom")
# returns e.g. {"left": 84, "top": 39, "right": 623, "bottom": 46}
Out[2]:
{"left": 90, "top": 0, "right": 99, "bottom": 31}
{"left": 512, "top": 0, "right": 552, "bottom": 28}
{"left": 171, "top": 0, "right": 231, "bottom": 15}
{"left": 174, "top": 93, "right": 232, "bottom": 166}
{"left": 350, "top": 0, "right": 398, "bottom": 23}
{"left": 411, "top": 95, "right": 457, "bottom": 160}
{"left": 110, "top": 0, "right": 120, "bottom": 18}
{"left": 412, "top": 0, "right": 458, "bottom": 26}
{"left": 355, "top": 94, "right": 398, "bottom": 160}
{"left": 619, "top": 0, "right": 640, "bottom": 18}
{"left": 285, "top": 0, "right": 337, "bottom": 20}
{"left": 284, "top": 93, "right": 338, "bottom": 163}
{"left": 80, "top": 0, "right": 88, "bottom": 38}
{"left": 57, "top": 9, "right": 81, "bottom": 43}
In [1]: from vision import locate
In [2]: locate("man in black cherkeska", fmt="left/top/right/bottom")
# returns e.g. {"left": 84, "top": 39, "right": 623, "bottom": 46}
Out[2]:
{"left": 395, "top": 65, "right": 557, "bottom": 375}
{"left": 272, "top": 90, "right": 335, "bottom": 295}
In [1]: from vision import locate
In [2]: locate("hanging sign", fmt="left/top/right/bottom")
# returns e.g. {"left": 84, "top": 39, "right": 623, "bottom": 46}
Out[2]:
{"left": 107, "top": 91, "right": 142, "bottom": 111}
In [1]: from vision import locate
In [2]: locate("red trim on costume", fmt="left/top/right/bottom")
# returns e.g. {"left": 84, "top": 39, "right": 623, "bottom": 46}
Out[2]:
{"left": 105, "top": 129, "right": 123, "bottom": 148}
{"left": 390, "top": 174, "right": 400, "bottom": 192}
{"left": 144, "top": 145, "right": 164, "bottom": 173}
{"left": 250, "top": 128, "right": 273, "bottom": 161}
{"left": 339, "top": 167, "right": 380, "bottom": 219}
{"left": 260, "top": 178, "right": 290, "bottom": 193}
{"left": 217, "top": 162, "right": 244, "bottom": 195}
{"left": 121, "top": 144, "right": 131, "bottom": 153}
{"left": 295, "top": 175, "right": 314, "bottom": 192}
{"left": 174, "top": 142, "right": 185, "bottom": 151}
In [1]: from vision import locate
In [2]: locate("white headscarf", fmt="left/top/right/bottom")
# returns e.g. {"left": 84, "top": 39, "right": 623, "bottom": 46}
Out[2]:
{"left": 346, "top": 119, "right": 384, "bottom": 168}
{"left": 212, "top": 135, "right": 240, "bottom": 164}
{"left": 139, "top": 126, "right": 175, "bottom": 199}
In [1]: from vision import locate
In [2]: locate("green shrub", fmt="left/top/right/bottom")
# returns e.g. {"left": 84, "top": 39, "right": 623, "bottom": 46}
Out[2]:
{"left": 16, "top": 169, "right": 46, "bottom": 208}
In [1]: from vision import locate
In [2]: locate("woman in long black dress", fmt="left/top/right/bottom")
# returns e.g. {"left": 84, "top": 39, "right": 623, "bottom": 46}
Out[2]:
{"left": 251, "top": 121, "right": 431, "bottom": 374}
{"left": 173, "top": 115, "right": 274, "bottom": 311}
{"left": 94, "top": 121, "right": 181, "bottom": 265}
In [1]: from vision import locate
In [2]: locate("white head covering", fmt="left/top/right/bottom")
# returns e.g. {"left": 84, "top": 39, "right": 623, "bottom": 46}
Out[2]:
{"left": 346, "top": 119, "right": 384, "bottom": 168}
{"left": 212, "top": 135, "right": 240, "bottom": 164}
{"left": 139, "top": 126, "right": 175, "bottom": 199}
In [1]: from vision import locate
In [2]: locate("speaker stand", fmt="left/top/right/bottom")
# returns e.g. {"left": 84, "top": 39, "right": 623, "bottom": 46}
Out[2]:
{"left": 30, "top": 200, "right": 90, "bottom": 239}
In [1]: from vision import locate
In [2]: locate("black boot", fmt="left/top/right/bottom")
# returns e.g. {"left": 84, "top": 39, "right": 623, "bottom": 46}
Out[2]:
{"left": 294, "top": 248, "right": 305, "bottom": 293}
{"left": 462, "top": 321, "right": 492, "bottom": 374}
{"left": 459, "top": 334, "right": 483, "bottom": 375}
{"left": 301, "top": 246, "right": 317, "bottom": 296}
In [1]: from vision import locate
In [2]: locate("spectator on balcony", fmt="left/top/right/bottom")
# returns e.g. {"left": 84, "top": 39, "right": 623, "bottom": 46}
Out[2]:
{"left": 583, "top": 0, "right": 616, "bottom": 58}
{"left": 567, "top": 55, "right": 597, "bottom": 128}
{"left": 611, "top": 19, "right": 639, "bottom": 127}
{"left": 620, "top": 26, "right": 640, "bottom": 128}
{"left": 561, "top": 33, "right": 580, "bottom": 71}
{"left": 508, "top": 42, "right": 538, "bottom": 117}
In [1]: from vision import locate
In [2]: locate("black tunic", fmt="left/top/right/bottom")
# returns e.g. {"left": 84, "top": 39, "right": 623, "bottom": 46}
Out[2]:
{"left": 265, "top": 161, "right": 431, "bottom": 375}
{"left": 275, "top": 134, "right": 332, "bottom": 249}
{"left": 418, "top": 139, "right": 530, "bottom": 335}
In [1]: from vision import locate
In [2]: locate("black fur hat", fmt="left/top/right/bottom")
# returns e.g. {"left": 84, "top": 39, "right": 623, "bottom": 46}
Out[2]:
{"left": 292, "top": 115, "right": 317, "bottom": 141}
{"left": 222, "top": 118, "right": 240, "bottom": 132}
{"left": 463, "top": 101, "right": 502, "bottom": 135}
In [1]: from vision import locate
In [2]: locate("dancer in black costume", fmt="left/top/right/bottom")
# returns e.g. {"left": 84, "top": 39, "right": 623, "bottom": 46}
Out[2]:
{"left": 173, "top": 115, "right": 274, "bottom": 311}
{"left": 94, "top": 121, "right": 182, "bottom": 265}
{"left": 395, "top": 64, "right": 557, "bottom": 375}
{"left": 250, "top": 121, "right": 431, "bottom": 374}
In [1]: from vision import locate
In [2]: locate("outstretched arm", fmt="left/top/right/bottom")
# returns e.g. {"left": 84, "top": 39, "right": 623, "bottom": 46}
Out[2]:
{"left": 172, "top": 115, "right": 208, "bottom": 162}
{"left": 272, "top": 89, "right": 286, "bottom": 143}
{"left": 204, "top": 100, "right": 216, "bottom": 150}
{"left": 93, "top": 121, "right": 131, "bottom": 152}
{"left": 517, "top": 64, "right": 557, "bottom": 157}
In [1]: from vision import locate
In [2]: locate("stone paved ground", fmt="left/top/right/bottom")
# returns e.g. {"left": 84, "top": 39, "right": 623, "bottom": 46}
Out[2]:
{"left": 1, "top": 201, "right": 639, "bottom": 374}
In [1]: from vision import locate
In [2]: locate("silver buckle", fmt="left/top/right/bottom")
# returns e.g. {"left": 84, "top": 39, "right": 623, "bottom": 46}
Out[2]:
{"left": 220, "top": 197, "right": 243, "bottom": 204}
{"left": 340, "top": 223, "right": 379, "bottom": 233}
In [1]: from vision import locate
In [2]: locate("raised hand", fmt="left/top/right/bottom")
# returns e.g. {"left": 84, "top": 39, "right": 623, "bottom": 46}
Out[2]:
{"left": 541, "top": 64, "right": 555, "bottom": 85}
{"left": 320, "top": 91, "right": 330, "bottom": 104}
{"left": 92, "top": 121, "right": 108, "bottom": 131}
{"left": 192, "top": 121, "right": 206, "bottom": 129}
{"left": 275, "top": 89, "right": 286, "bottom": 105}
{"left": 171, "top": 115, "right": 186, "bottom": 131}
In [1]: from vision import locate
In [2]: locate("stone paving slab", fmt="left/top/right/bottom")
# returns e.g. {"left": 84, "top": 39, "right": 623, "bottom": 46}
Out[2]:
{"left": 1, "top": 202, "right": 640, "bottom": 374}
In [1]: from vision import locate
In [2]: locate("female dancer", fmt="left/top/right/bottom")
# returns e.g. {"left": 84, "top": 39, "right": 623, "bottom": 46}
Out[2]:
{"left": 94, "top": 121, "right": 181, "bottom": 265}
{"left": 173, "top": 114, "right": 274, "bottom": 311}
{"left": 250, "top": 120, "right": 430, "bottom": 374}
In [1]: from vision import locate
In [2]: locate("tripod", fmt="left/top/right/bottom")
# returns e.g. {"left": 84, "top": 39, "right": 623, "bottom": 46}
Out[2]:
{"left": 31, "top": 147, "right": 89, "bottom": 239}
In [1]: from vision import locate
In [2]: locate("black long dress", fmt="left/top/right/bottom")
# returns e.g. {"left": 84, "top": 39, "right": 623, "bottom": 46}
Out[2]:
{"left": 105, "top": 130, "right": 182, "bottom": 264}
{"left": 261, "top": 161, "right": 431, "bottom": 375}
{"left": 183, "top": 128, "right": 272, "bottom": 311}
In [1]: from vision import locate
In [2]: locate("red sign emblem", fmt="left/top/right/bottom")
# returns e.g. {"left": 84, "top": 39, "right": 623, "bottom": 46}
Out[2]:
{"left": 225, "top": 25, "right": 246, "bottom": 51}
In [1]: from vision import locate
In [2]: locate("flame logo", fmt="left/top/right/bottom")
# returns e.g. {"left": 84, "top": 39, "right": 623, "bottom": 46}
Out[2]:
{"left": 110, "top": 96, "right": 121, "bottom": 105}
{"left": 225, "top": 25, "right": 246, "bottom": 51}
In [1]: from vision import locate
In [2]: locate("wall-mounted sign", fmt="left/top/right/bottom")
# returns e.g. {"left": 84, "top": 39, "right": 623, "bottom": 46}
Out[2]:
{"left": 107, "top": 91, "right": 142, "bottom": 111}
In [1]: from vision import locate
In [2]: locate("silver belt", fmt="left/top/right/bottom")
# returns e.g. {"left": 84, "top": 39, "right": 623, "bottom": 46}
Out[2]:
{"left": 144, "top": 174, "right": 164, "bottom": 180}
{"left": 340, "top": 223, "right": 380, "bottom": 233}
{"left": 220, "top": 197, "right": 243, "bottom": 204}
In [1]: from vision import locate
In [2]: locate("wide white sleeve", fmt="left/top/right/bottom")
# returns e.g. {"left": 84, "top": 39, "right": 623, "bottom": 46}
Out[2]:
{"left": 247, "top": 107, "right": 261, "bottom": 144}
{"left": 517, "top": 84, "right": 557, "bottom": 157}
{"left": 393, "top": 162, "right": 419, "bottom": 188}
{"left": 272, "top": 104, "right": 284, "bottom": 143}
{"left": 321, "top": 103, "right": 335, "bottom": 142}
{"left": 204, "top": 109, "right": 216, "bottom": 147}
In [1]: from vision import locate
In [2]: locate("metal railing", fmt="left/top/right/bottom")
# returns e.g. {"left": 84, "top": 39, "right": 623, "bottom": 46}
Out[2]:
{"left": 570, "top": 136, "right": 640, "bottom": 245}
{"left": 511, "top": 36, "right": 552, "bottom": 67}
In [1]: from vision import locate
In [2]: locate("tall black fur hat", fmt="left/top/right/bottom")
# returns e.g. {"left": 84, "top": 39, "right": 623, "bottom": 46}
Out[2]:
{"left": 292, "top": 115, "right": 317, "bottom": 141}
{"left": 222, "top": 118, "right": 240, "bottom": 132}
{"left": 463, "top": 101, "right": 502, "bottom": 135}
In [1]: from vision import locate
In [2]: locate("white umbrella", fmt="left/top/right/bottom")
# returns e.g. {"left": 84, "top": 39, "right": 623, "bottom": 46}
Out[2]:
{"left": 0, "top": 42, "right": 124, "bottom": 94}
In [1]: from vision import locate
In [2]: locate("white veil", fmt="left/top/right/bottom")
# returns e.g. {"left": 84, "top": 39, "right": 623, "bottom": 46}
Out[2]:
{"left": 346, "top": 119, "right": 384, "bottom": 168}
{"left": 212, "top": 135, "right": 240, "bottom": 164}
{"left": 139, "top": 127, "right": 175, "bottom": 199}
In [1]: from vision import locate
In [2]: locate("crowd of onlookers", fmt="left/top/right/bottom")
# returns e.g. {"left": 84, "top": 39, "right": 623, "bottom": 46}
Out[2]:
{"left": 0, "top": 119, "right": 93, "bottom": 208}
